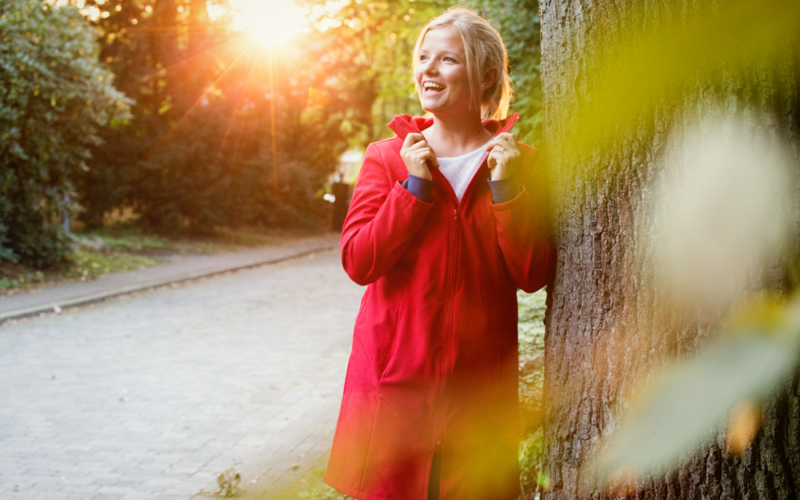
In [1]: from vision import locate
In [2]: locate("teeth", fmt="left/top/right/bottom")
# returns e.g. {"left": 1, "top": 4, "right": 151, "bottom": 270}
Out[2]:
{"left": 423, "top": 82, "right": 445, "bottom": 90}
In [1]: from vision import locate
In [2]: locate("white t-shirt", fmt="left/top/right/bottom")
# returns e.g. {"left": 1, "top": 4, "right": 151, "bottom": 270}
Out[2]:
{"left": 438, "top": 142, "right": 490, "bottom": 203}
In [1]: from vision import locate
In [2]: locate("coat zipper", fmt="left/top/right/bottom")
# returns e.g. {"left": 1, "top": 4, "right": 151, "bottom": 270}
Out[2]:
{"left": 430, "top": 167, "right": 459, "bottom": 458}
{"left": 413, "top": 115, "right": 519, "bottom": 495}
{"left": 428, "top": 149, "right": 484, "bottom": 475}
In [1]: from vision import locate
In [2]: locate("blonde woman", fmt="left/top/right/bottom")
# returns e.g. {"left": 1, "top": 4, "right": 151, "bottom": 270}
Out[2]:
{"left": 325, "top": 7, "right": 554, "bottom": 500}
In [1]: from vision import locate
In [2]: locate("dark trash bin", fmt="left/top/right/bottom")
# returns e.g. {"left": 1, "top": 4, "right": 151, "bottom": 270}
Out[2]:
{"left": 332, "top": 181, "right": 352, "bottom": 231}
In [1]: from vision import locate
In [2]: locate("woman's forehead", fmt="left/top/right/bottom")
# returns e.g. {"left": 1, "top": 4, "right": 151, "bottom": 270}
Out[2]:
{"left": 419, "top": 25, "right": 465, "bottom": 54}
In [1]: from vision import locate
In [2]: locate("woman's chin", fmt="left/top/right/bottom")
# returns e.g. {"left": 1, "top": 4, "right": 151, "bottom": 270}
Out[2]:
{"left": 420, "top": 101, "right": 449, "bottom": 116}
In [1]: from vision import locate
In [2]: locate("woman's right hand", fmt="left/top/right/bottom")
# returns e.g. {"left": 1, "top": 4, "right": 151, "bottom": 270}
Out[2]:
{"left": 400, "top": 133, "right": 437, "bottom": 181}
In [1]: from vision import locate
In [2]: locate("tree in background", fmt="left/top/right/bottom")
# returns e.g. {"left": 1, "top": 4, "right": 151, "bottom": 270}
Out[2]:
{"left": 77, "top": 0, "right": 344, "bottom": 230}
{"left": 0, "top": 0, "right": 130, "bottom": 268}
{"left": 472, "top": 0, "right": 541, "bottom": 145}
{"left": 298, "top": 0, "right": 446, "bottom": 145}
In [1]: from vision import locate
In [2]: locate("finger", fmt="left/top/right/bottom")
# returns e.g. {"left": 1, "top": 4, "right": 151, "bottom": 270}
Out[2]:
{"left": 403, "top": 133, "right": 423, "bottom": 148}
{"left": 487, "top": 144, "right": 510, "bottom": 158}
{"left": 485, "top": 136, "right": 513, "bottom": 152}
{"left": 409, "top": 142, "right": 438, "bottom": 164}
{"left": 422, "top": 150, "right": 439, "bottom": 168}
{"left": 498, "top": 132, "right": 516, "bottom": 140}
{"left": 487, "top": 150, "right": 505, "bottom": 168}
{"left": 496, "top": 132, "right": 518, "bottom": 145}
{"left": 494, "top": 136, "right": 514, "bottom": 150}
{"left": 495, "top": 133, "right": 520, "bottom": 150}
{"left": 493, "top": 138, "right": 520, "bottom": 158}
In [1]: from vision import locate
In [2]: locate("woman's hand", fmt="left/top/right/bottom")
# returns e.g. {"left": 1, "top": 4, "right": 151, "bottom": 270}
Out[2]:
{"left": 401, "top": 133, "right": 438, "bottom": 181}
{"left": 485, "top": 133, "right": 521, "bottom": 181}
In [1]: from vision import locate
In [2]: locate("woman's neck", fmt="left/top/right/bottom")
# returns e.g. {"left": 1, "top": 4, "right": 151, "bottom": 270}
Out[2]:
{"left": 425, "top": 112, "right": 493, "bottom": 158}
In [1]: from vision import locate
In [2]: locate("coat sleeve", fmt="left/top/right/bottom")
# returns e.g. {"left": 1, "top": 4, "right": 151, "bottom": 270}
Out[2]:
{"left": 490, "top": 147, "right": 556, "bottom": 293}
{"left": 341, "top": 142, "right": 434, "bottom": 286}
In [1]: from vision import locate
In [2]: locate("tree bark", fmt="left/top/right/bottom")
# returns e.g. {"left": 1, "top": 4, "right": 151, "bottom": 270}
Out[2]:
{"left": 539, "top": 1, "right": 800, "bottom": 499}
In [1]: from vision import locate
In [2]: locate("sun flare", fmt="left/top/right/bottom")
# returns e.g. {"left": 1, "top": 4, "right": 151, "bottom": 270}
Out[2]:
{"left": 230, "top": 0, "right": 306, "bottom": 47}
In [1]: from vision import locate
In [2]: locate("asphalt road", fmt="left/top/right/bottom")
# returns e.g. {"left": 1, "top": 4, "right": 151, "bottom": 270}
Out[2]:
{"left": 0, "top": 250, "right": 362, "bottom": 500}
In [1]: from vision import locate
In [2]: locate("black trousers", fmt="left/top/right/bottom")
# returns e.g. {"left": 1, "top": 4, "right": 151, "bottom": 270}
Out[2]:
{"left": 427, "top": 444, "right": 442, "bottom": 500}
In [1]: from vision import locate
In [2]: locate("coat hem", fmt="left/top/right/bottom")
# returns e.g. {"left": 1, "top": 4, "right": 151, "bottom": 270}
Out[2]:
{"left": 324, "top": 474, "right": 395, "bottom": 500}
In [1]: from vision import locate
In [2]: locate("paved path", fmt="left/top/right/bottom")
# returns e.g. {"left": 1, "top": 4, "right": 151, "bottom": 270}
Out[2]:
{"left": 0, "top": 235, "right": 340, "bottom": 323}
{"left": 0, "top": 250, "right": 362, "bottom": 500}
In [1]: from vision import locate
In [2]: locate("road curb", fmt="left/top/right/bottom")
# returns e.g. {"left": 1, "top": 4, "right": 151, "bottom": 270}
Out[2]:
{"left": 0, "top": 239, "right": 339, "bottom": 324}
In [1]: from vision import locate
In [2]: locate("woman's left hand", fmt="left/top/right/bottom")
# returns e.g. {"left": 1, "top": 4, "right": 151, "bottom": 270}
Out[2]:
{"left": 485, "top": 133, "right": 521, "bottom": 181}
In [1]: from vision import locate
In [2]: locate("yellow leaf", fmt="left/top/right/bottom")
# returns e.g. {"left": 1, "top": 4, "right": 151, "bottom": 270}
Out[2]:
{"left": 725, "top": 400, "right": 762, "bottom": 455}
{"left": 723, "top": 294, "right": 790, "bottom": 335}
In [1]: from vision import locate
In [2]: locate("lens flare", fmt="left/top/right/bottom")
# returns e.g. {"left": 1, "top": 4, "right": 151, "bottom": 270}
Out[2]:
{"left": 230, "top": 0, "right": 306, "bottom": 47}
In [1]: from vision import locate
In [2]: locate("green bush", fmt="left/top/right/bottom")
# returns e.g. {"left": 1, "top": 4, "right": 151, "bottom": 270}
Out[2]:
{"left": 0, "top": 0, "right": 130, "bottom": 268}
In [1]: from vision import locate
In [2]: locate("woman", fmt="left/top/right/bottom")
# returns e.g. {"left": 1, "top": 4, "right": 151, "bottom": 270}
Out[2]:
{"left": 325, "top": 7, "right": 555, "bottom": 500}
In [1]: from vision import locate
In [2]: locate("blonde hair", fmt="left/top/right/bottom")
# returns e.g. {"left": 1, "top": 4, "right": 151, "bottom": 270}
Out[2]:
{"left": 412, "top": 7, "right": 513, "bottom": 120}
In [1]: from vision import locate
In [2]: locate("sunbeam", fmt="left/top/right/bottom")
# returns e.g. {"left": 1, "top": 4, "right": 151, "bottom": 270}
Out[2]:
{"left": 229, "top": 0, "right": 306, "bottom": 48}
{"left": 143, "top": 37, "right": 257, "bottom": 161}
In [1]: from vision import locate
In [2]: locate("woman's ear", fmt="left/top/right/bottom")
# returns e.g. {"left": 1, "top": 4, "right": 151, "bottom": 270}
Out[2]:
{"left": 482, "top": 68, "right": 498, "bottom": 91}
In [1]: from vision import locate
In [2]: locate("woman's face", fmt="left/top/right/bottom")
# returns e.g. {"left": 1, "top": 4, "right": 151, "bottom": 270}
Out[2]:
{"left": 415, "top": 25, "right": 474, "bottom": 118}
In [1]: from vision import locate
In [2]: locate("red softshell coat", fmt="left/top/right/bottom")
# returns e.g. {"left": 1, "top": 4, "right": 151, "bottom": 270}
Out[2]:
{"left": 325, "top": 113, "right": 555, "bottom": 500}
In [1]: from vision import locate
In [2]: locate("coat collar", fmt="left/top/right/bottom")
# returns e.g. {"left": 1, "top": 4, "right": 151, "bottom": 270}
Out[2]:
{"left": 387, "top": 112, "right": 520, "bottom": 141}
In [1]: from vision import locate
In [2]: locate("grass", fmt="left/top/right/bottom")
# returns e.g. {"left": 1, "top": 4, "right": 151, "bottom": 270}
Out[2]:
{"left": 0, "top": 223, "right": 326, "bottom": 296}
{"left": 517, "top": 289, "right": 548, "bottom": 498}
{"left": 86, "top": 224, "right": 314, "bottom": 255}
{"left": 290, "top": 289, "right": 548, "bottom": 500}
{"left": 253, "top": 452, "right": 352, "bottom": 500}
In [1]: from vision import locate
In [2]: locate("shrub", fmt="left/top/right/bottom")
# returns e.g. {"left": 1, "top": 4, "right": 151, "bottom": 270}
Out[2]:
{"left": 0, "top": 0, "right": 130, "bottom": 268}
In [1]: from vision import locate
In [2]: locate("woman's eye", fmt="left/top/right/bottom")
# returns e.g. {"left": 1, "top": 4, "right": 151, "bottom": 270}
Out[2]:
{"left": 444, "top": 57, "right": 456, "bottom": 63}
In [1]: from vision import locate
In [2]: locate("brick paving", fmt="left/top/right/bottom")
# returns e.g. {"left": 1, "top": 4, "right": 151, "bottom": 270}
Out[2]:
{"left": 0, "top": 250, "right": 361, "bottom": 500}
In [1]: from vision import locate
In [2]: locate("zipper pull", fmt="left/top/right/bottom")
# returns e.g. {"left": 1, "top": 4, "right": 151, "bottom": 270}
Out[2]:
{"left": 453, "top": 209, "right": 457, "bottom": 221}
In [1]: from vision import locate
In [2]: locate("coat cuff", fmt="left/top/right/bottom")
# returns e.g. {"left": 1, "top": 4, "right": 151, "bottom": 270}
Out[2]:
{"left": 401, "top": 174, "right": 435, "bottom": 203}
{"left": 487, "top": 177, "right": 521, "bottom": 204}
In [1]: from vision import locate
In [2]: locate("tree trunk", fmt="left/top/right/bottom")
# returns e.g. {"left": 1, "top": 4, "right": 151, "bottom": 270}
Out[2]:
{"left": 539, "top": 1, "right": 800, "bottom": 499}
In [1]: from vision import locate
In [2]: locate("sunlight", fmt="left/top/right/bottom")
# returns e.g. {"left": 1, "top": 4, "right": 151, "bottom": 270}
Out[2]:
{"left": 229, "top": 0, "right": 306, "bottom": 47}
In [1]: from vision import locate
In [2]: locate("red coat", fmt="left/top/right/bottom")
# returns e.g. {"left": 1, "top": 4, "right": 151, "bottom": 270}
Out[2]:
{"left": 325, "top": 113, "right": 554, "bottom": 500}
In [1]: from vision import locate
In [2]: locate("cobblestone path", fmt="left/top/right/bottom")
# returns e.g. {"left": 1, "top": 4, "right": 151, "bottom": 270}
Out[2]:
{"left": 0, "top": 250, "right": 361, "bottom": 500}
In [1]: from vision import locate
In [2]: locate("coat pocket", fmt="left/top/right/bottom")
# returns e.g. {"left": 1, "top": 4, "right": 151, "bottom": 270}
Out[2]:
{"left": 377, "top": 270, "right": 410, "bottom": 381}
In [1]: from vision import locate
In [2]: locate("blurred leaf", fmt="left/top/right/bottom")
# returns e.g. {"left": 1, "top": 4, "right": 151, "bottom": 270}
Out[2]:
{"left": 725, "top": 400, "right": 763, "bottom": 455}
{"left": 592, "top": 300, "right": 800, "bottom": 482}
{"left": 562, "top": 0, "right": 800, "bottom": 160}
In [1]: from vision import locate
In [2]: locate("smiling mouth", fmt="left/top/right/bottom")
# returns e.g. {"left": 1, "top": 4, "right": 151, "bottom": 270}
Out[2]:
{"left": 423, "top": 82, "right": 445, "bottom": 93}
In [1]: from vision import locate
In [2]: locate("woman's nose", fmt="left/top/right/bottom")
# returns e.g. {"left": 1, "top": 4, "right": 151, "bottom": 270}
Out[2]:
{"left": 422, "top": 61, "right": 439, "bottom": 75}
